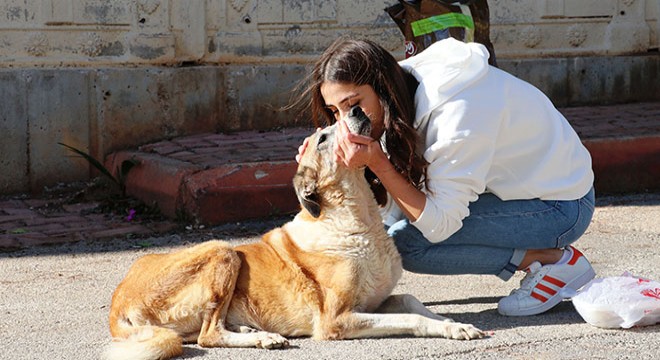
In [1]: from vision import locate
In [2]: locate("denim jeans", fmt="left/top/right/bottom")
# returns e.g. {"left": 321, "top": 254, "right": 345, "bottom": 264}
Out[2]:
{"left": 388, "top": 187, "right": 595, "bottom": 281}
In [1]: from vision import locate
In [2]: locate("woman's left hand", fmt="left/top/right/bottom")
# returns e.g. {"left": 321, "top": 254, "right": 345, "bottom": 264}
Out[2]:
{"left": 334, "top": 119, "right": 385, "bottom": 169}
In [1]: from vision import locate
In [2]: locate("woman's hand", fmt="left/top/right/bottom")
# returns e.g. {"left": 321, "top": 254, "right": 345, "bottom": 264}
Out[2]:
{"left": 295, "top": 137, "right": 310, "bottom": 163}
{"left": 334, "top": 119, "right": 387, "bottom": 170}
{"left": 335, "top": 119, "right": 425, "bottom": 222}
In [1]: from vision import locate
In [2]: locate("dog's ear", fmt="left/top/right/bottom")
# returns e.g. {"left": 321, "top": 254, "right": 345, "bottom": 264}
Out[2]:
{"left": 293, "top": 167, "right": 321, "bottom": 218}
{"left": 299, "top": 188, "right": 321, "bottom": 218}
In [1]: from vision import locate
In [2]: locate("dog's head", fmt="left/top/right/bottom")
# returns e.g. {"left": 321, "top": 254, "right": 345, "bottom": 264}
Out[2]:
{"left": 294, "top": 106, "right": 372, "bottom": 218}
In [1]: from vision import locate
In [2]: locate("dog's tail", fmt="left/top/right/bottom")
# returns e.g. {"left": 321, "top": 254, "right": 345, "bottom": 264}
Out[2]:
{"left": 103, "top": 325, "right": 183, "bottom": 360}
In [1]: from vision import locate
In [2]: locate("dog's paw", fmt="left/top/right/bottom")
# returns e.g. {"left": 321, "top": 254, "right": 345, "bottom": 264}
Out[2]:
{"left": 446, "top": 322, "right": 485, "bottom": 340}
{"left": 256, "top": 332, "right": 289, "bottom": 349}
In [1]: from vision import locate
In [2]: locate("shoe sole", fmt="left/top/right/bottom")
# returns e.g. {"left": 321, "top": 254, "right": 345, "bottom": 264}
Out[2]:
{"left": 498, "top": 266, "right": 596, "bottom": 316}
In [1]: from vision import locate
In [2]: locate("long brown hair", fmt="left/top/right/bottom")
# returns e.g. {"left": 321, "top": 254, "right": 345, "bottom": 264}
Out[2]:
{"left": 298, "top": 38, "right": 428, "bottom": 205}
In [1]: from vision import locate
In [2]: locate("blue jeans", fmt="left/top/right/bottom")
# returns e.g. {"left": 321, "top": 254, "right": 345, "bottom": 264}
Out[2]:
{"left": 388, "top": 187, "right": 595, "bottom": 281}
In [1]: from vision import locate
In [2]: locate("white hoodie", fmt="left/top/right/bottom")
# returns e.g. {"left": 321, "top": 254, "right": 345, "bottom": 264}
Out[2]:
{"left": 380, "top": 38, "right": 594, "bottom": 243}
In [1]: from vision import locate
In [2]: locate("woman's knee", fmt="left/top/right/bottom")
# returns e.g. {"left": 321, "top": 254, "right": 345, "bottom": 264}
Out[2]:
{"left": 388, "top": 220, "right": 432, "bottom": 256}
{"left": 556, "top": 189, "right": 595, "bottom": 248}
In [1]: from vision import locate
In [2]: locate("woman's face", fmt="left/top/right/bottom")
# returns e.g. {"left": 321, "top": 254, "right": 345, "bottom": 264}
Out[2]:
{"left": 320, "top": 81, "right": 385, "bottom": 139}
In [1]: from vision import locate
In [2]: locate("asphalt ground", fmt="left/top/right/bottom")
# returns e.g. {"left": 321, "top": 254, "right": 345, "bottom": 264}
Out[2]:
{"left": 1, "top": 192, "right": 658, "bottom": 360}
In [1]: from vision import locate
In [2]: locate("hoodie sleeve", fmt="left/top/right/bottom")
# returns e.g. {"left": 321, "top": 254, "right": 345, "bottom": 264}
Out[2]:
{"left": 411, "top": 98, "right": 500, "bottom": 243}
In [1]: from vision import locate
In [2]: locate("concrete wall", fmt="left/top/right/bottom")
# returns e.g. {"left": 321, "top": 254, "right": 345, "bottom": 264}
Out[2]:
{"left": 2, "top": 0, "right": 657, "bottom": 65}
{"left": 1, "top": 0, "right": 659, "bottom": 194}
{"left": 491, "top": 0, "right": 659, "bottom": 57}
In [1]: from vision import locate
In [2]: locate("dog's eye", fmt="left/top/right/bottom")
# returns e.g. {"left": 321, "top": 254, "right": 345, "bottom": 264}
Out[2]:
{"left": 318, "top": 133, "right": 327, "bottom": 145}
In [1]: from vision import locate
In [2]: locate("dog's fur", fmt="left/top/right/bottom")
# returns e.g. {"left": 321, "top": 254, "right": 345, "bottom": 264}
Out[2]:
{"left": 105, "top": 108, "right": 483, "bottom": 360}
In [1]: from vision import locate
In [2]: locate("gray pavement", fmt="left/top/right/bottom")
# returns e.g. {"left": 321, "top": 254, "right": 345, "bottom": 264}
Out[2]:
{"left": 1, "top": 193, "right": 658, "bottom": 360}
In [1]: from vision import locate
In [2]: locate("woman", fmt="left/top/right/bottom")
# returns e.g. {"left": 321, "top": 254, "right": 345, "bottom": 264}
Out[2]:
{"left": 296, "top": 37, "right": 596, "bottom": 317}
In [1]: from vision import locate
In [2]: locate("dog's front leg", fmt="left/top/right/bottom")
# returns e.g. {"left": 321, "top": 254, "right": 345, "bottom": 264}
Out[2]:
{"left": 199, "top": 317, "right": 289, "bottom": 349}
{"left": 200, "top": 326, "right": 289, "bottom": 349}
{"left": 339, "top": 312, "right": 484, "bottom": 340}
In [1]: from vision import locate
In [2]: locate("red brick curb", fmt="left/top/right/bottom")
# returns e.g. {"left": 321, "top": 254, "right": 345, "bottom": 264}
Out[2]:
{"left": 101, "top": 103, "right": 659, "bottom": 226}
{"left": 105, "top": 152, "right": 301, "bottom": 225}
{"left": 585, "top": 136, "right": 660, "bottom": 195}
{"left": 105, "top": 151, "right": 203, "bottom": 219}
{"left": 180, "top": 162, "right": 299, "bottom": 224}
{"left": 104, "top": 128, "right": 309, "bottom": 225}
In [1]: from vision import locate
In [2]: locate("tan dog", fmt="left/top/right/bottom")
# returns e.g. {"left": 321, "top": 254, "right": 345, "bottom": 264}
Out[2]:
{"left": 105, "top": 107, "right": 484, "bottom": 360}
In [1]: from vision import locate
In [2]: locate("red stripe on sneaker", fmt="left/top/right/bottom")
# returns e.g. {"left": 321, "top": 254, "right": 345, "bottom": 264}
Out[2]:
{"left": 536, "top": 283, "right": 558, "bottom": 296}
{"left": 531, "top": 292, "right": 548, "bottom": 302}
{"left": 568, "top": 247, "right": 584, "bottom": 265}
{"left": 543, "top": 275, "right": 566, "bottom": 288}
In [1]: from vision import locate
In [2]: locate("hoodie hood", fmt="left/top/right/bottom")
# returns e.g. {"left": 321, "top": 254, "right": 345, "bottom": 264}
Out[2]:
{"left": 398, "top": 37, "right": 490, "bottom": 127}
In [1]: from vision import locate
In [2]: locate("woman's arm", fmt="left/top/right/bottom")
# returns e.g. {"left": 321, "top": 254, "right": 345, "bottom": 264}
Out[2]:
{"left": 337, "top": 98, "right": 499, "bottom": 243}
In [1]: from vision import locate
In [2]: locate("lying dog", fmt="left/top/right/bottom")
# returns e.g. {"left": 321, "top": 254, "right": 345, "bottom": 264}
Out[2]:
{"left": 105, "top": 106, "right": 484, "bottom": 360}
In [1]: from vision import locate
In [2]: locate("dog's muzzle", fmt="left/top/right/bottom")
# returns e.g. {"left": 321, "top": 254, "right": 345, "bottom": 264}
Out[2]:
{"left": 345, "top": 106, "right": 372, "bottom": 137}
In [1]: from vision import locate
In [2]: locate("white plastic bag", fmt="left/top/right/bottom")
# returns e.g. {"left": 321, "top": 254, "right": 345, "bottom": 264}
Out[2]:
{"left": 572, "top": 272, "right": 660, "bottom": 329}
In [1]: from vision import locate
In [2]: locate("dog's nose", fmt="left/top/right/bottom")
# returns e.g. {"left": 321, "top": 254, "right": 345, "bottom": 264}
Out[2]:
{"left": 349, "top": 105, "right": 364, "bottom": 118}
{"left": 345, "top": 105, "right": 372, "bottom": 137}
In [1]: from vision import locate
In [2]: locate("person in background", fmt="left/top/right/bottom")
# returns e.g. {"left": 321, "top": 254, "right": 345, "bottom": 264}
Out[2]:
{"left": 295, "top": 37, "right": 596, "bottom": 316}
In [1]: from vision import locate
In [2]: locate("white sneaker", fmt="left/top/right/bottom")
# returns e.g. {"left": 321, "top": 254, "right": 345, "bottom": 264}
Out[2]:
{"left": 498, "top": 246, "right": 596, "bottom": 316}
